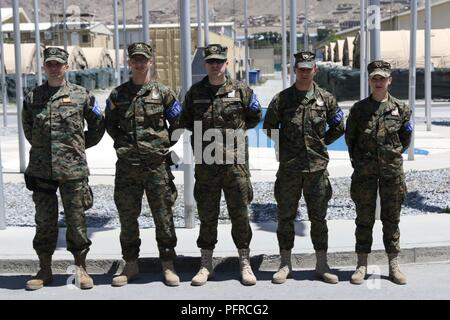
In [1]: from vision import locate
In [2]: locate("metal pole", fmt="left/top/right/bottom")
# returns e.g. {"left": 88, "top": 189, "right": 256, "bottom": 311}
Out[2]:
{"left": 304, "top": 0, "right": 308, "bottom": 50}
{"left": 0, "top": 142, "right": 6, "bottom": 230}
{"left": 196, "top": 0, "right": 202, "bottom": 48}
{"left": 0, "top": 8, "right": 8, "bottom": 127}
{"left": 34, "top": 0, "right": 43, "bottom": 85}
{"left": 142, "top": 0, "right": 149, "bottom": 43}
{"left": 180, "top": 0, "right": 195, "bottom": 229}
{"left": 233, "top": 19, "right": 237, "bottom": 78}
{"left": 365, "top": 1, "right": 370, "bottom": 98}
{"left": 62, "top": 0, "right": 69, "bottom": 82}
{"left": 13, "top": 0, "right": 27, "bottom": 172}
{"left": 63, "top": 0, "right": 68, "bottom": 52}
{"left": 244, "top": 0, "right": 249, "bottom": 83}
{"left": 290, "top": 0, "right": 297, "bottom": 84}
{"left": 281, "top": 0, "right": 288, "bottom": 89}
{"left": 360, "top": 0, "right": 366, "bottom": 100}
{"left": 408, "top": 0, "right": 417, "bottom": 161}
{"left": 113, "top": 0, "right": 121, "bottom": 86}
{"left": 203, "top": 0, "right": 209, "bottom": 46}
{"left": 122, "top": 0, "right": 129, "bottom": 82}
{"left": 369, "top": 0, "right": 381, "bottom": 61}
{"left": 425, "top": 0, "right": 432, "bottom": 131}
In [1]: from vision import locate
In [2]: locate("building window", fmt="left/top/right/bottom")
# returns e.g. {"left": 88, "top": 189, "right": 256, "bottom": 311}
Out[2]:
{"left": 82, "top": 34, "right": 90, "bottom": 43}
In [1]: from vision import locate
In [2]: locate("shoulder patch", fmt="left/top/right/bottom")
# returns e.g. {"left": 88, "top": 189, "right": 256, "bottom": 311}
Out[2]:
{"left": 328, "top": 107, "right": 344, "bottom": 126}
{"left": 404, "top": 121, "right": 413, "bottom": 133}
{"left": 165, "top": 100, "right": 182, "bottom": 120}
{"left": 248, "top": 93, "right": 261, "bottom": 112}
{"left": 92, "top": 100, "right": 103, "bottom": 117}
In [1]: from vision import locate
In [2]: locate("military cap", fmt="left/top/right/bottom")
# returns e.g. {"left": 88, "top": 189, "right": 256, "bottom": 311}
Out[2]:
{"left": 368, "top": 60, "right": 391, "bottom": 78}
{"left": 128, "top": 42, "right": 153, "bottom": 59}
{"left": 294, "top": 51, "right": 316, "bottom": 68}
{"left": 204, "top": 44, "right": 228, "bottom": 61}
{"left": 44, "top": 47, "right": 69, "bottom": 64}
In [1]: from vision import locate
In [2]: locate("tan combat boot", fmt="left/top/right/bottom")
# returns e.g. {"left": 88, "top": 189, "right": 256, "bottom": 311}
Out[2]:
{"left": 272, "top": 249, "right": 292, "bottom": 284}
{"left": 388, "top": 253, "right": 407, "bottom": 285}
{"left": 112, "top": 260, "right": 139, "bottom": 287}
{"left": 26, "top": 255, "right": 53, "bottom": 290}
{"left": 238, "top": 248, "right": 257, "bottom": 286}
{"left": 74, "top": 253, "right": 94, "bottom": 290}
{"left": 350, "top": 253, "right": 368, "bottom": 285}
{"left": 315, "top": 251, "right": 339, "bottom": 284}
{"left": 191, "top": 249, "right": 214, "bottom": 286}
{"left": 161, "top": 260, "right": 180, "bottom": 286}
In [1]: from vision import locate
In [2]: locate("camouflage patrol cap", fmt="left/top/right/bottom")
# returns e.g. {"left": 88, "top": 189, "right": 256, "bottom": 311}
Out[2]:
{"left": 294, "top": 51, "right": 316, "bottom": 68}
{"left": 128, "top": 42, "right": 153, "bottom": 59}
{"left": 204, "top": 44, "right": 228, "bottom": 61}
{"left": 368, "top": 60, "right": 391, "bottom": 78}
{"left": 44, "top": 47, "right": 69, "bottom": 64}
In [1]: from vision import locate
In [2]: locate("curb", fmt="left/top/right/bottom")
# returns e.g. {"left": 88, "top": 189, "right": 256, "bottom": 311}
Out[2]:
{"left": 1, "top": 246, "right": 449, "bottom": 274}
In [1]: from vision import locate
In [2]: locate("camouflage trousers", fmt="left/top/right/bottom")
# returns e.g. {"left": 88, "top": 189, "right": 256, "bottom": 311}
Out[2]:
{"left": 275, "top": 168, "right": 332, "bottom": 251}
{"left": 350, "top": 173, "right": 407, "bottom": 254}
{"left": 31, "top": 177, "right": 92, "bottom": 257}
{"left": 194, "top": 164, "right": 253, "bottom": 250}
{"left": 114, "top": 161, "right": 177, "bottom": 261}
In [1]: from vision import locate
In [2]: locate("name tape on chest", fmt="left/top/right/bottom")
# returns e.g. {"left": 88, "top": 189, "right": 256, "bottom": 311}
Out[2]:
{"left": 194, "top": 99, "right": 211, "bottom": 104}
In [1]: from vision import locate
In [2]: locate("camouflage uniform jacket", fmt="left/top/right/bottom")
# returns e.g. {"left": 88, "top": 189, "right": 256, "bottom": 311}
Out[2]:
{"left": 22, "top": 81, "right": 105, "bottom": 181}
{"left": 105, "top": 80, "right": 181, "bottom": 167}
{"left": 180, "top": 76, "right": 262, "bottom": 164}
{"left": 345, "top": 94, "right": 412, "bottom": 177}
{"left": 263, "top": 82, "right": 344, "bottom": 172}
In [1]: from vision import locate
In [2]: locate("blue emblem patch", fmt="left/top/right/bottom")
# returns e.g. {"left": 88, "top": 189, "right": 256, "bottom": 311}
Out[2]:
{"left": 328, "top": 107, "right": 344, "bottom": 126}
{"left": 248, "top": 93, "right": 260, "bottom": 112}
{"left": 404, "top": 121, "right": 413, "bottom": 133}
{"left": 165, "top": 100, "right": 182, "bottom": 120}
{"left": 92, "top": 100, "right": 102, "bottom": 117}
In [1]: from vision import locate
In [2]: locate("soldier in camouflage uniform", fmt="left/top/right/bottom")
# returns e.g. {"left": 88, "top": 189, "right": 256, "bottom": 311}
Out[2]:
{"left": 105, "top": 42, "right": 182, "bottom": 287}
{"left": 179, "top": 44, "right": 262, "bottom": 286}
{"left": 345, "top": 60, "right": 412, "bottom": 285}
{"left": 22, "top": 47, "right": 105, "bottom": 290}
{"left": 263, "top": 52, "right": 345, "bottom": 284}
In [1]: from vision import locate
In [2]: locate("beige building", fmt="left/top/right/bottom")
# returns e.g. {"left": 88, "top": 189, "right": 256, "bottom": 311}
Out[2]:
{"left": 336, "top": 0, "right": 450, "bottom": 39}
{"left": 1, "top": 21, "right": 113, "bottom": 49}
{"left": 0, "top": 7, "right": 31, "bottom": 24}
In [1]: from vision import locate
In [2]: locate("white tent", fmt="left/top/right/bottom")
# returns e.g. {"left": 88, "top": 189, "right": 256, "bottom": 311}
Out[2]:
{"left": 56, "top": 46, "right": 88, "bottom": 70}
{"left": 352, "top": 29, "right": 450, "bottom": 69}
{"left": 82, "top": 47, "right": 114, "bottom": 68}
{"left": 333, "top": 39, "right": 345, "bottom": 64}
{"left": 107, "top": 49, "right": 124, "bottom": 68}
{"left": 343, "top": 36, "right": 355, "bottom": 67}
{"left": 3, "top": 43, "right": 44, "bottom": 74}
{"left": 327, "top": 42, "right": 336, "bottom": 63}
{"left": 323, "top": 44, "right": 329, "bottom": 61}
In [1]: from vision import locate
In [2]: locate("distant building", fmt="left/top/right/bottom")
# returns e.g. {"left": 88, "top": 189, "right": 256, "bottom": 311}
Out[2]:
{"left": 339, "top": 20, "right": 360, "bottom": 30}
{"left": 106, "top": 22, "right": 235, "bottom": 48}
{"left": 336, "top": 0, "right": 450, "bottom": 38}
{"left": 0, "top": 7, "right": 31, "bottom": 24}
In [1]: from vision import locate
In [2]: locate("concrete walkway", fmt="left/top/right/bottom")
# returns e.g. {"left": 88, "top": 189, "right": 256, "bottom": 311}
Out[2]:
{"left": 1, "top": 214, "right": 449, "bottom": 274}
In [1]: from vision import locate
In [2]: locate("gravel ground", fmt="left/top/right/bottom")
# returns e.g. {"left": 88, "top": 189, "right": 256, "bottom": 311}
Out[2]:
{"left": 3, "top": 168, "right": 450, "bottom": 228}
